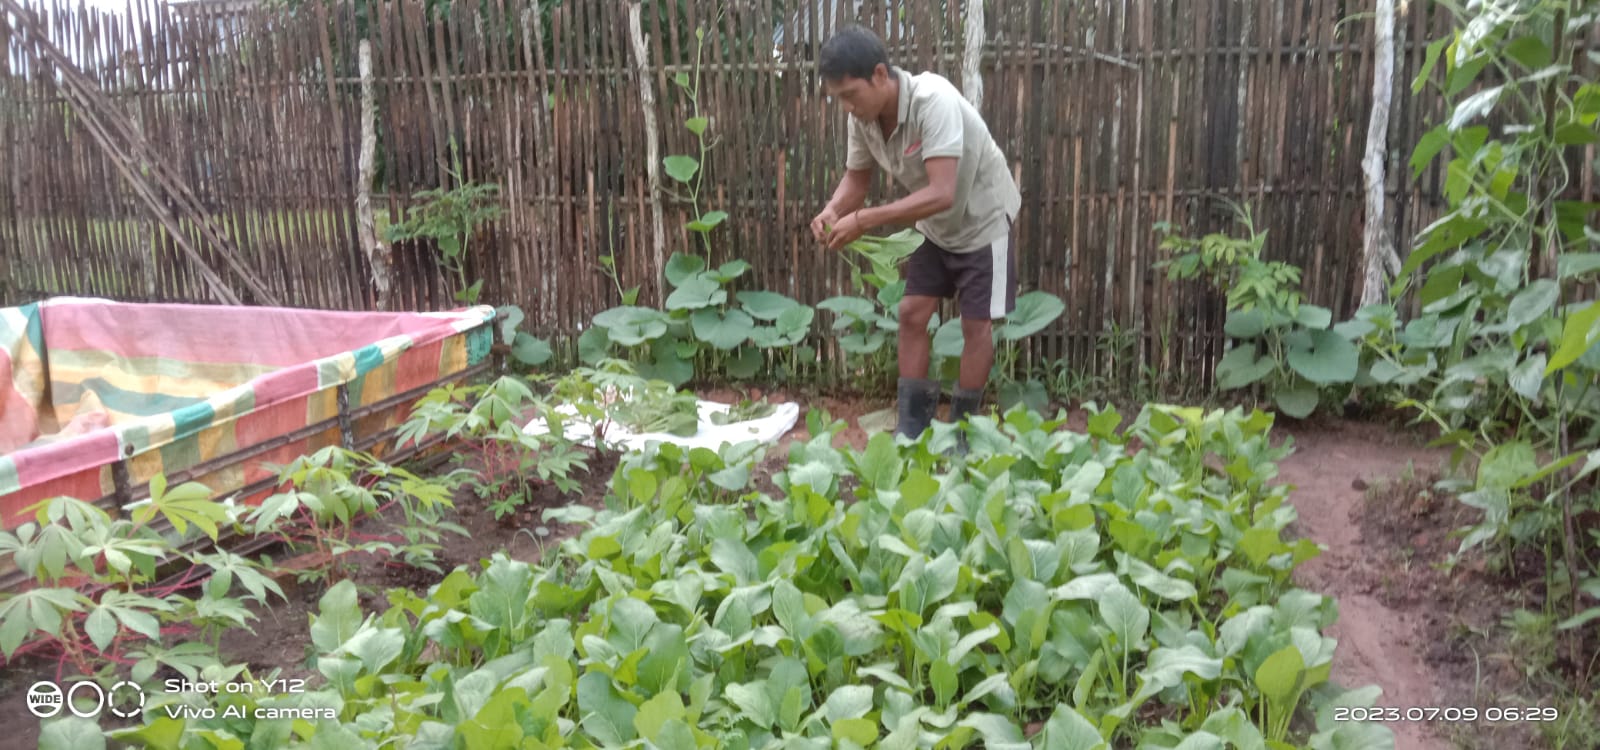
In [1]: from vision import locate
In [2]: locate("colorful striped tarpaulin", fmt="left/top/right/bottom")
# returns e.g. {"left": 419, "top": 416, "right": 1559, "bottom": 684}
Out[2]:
{"left": 0, "top": 298, "right": 495, "bottom": 527}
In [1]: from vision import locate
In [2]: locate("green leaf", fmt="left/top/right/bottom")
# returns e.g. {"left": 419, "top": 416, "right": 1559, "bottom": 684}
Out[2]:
{"left": 1410, "top": 124, "right": 1449, "bottom": 177}
{"left": 1224, "top": 309, "right": 1267, "bottom": 338}
{"left": 1505, "top": 35, "right": 1553, "bottom": 70}
{"left": 39, "top": 718, "right": 106, "bottom": 750}
{"left": 1558, "top": 253, "right": 1600, "bottom": 279}
{"left": 1138, "top": 645, "right": 1224, "bottom": 700}
{"left": 593, "top": 306, "right": 670, "bottom": 346}
{"left": 1412, "top": 38, "right": 1447, "bottom": 93}
{"left": 310, "top": 580, "right": 362, "bottom": 654}
{"left": 932, "top": 317, "right": 965, "bottom": 358}
{"left": 1509, "top": 354, "right": 1547, "bottom": 400}
{"left": 1286, "top": 329, "right": 1359, "bottom": 384}
{"left": 578, "top": 325, "right": 613, "bottom": 364}
{"left": 665, "top": 254, "right": 708, "bottom": 286}
{"left": 664, "top": 155, "right": 699, "bottom": 184}
{"left": 858, "top": 432, "right": 904, "bottom": 491}
{"left": 1097, "top": 584, "right": 1148, "bottom": 649}
{"left": 727, "top": 346, "right": 763, "bottom": 379}
{"left": 1478, "top": 441, "right": 1536, "bottom": 491}
{"left": 1216, "top": 345, "right": 1274, "bottom": 390}
{"left": 1556, "top": 607, "right": 1600, "bottom": 631}
{"left": 635, "top": 690, "right": 686, "bottom": 742}
{"left": 510, "top": 332, "right": 553, "bottom": 366}
{"left": 0, "top": 588, "right": 83, "bottom": 657}
{"left": 726, "top": 681, "right": 776, "bottom": 727}
{"left": 337, "top": 626, "right": 405, "bottom": 674}
{"left": 691, "top": 308, "right": 753, "bottom": 350}
{"left": 1503, "top": 279, "right": 1559, "bottom": 330}
{"left": 577, "top": 672, "right": 638, "bottom": 744}
{"left": 685, "top": 117, "right": 709, "bottom": 136}
{"left": 1450, "top": 85, "right": 1503, "bottom": 130}
{"left": 1127, "top": 558, "right": 1198, "bottom": 600}
{"left": 997, "top": 291, "right": 1065, "bottom": 340}
{"left": 1274, "top": 383, "right": 1319, "bottom": 419}
{"left": 85, "top": 606, "right": 118, "bottom": 651}
{"left": 1254, "top": 645, "right": 1306, "bottom": 705}
{"left": 833, "top": 718, "right": 879, "bottom": 745}
{"left": 686, "top": 211, "right": 729, "bottom": 233}
{"left": 1039, "top": 704, "right": 1106, "bottom": 750}
{"left": 1547, "top": 301, "right": 1600, "bottom": 373}
{"left": 737, "top": 291, "right": 800, "bottom": 321}
{"left": 823, "top": 685, "right": 874, "bottom": 722}
{"left": 1295, "top": 304, "right": 1333, "bottom": 329}
{"left": 665, "top": 276, "right": 727, "bottom": 311}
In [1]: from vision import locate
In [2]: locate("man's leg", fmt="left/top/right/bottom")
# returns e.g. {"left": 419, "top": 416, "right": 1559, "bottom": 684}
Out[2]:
{"left": 957, "top": 317, "right": 995, "bottom": 391}
{"left": 948, "top": 224, "right": 1018, "bottom": 435}
{"left": 895, "top": 294, "right": 943, "bottom": 440}
{"left": 896, "top": 239, "right": 954, "bottom": 440}
{"left": 898, "top": 295, "right": 940, "bottom": 379}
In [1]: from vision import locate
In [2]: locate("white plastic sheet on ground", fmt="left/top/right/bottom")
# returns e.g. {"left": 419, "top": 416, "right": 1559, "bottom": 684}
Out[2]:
{"left": 522, "top": 398, "right": 800, "bottom": 451}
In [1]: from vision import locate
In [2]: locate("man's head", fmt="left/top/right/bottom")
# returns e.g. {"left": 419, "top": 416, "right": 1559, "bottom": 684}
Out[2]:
{"left": 819, "top": 26, "right": 896, "bottom": 122}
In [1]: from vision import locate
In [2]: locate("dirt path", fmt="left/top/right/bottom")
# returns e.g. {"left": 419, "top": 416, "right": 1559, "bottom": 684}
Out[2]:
{"left": 1277, "top": 420, "right": 1453, "bottom": 750}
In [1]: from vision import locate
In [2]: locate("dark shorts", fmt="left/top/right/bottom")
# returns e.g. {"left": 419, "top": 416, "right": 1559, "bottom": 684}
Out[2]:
{"left": 903, "top": 220, "right": 1017, "bottom": 320}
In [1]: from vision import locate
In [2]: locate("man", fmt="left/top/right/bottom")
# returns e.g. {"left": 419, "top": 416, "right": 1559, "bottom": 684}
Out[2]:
{"left": 810, "top": 25, "right": 1022, "bottom": 442}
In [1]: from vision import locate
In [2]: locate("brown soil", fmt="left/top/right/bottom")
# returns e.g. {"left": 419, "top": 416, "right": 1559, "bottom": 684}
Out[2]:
{"left": 1276, "top": 417, "right": 1456, "bottom": 750}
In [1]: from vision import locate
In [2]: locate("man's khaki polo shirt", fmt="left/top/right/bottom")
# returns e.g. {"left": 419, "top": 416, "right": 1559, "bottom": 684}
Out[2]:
{"left": 845, "top": 68, "right": 1021, "bottom": 253}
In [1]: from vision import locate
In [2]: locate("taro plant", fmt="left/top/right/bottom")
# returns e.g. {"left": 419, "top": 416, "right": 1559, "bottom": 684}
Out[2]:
{"left": 1157, "top": 202, "right": 1362, "bottom": 418}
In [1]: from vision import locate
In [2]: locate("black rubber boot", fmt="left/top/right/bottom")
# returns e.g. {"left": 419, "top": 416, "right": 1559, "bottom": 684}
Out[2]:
{"left": 947, "top": 387, "right": 984, "bottom": 456}
{"left": 895, "top": 377, "right": 940, "bottom": 441}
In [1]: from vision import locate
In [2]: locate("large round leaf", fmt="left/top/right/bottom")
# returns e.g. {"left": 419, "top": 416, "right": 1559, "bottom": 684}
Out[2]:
{"left": 930, "top": 317, "right": 964, "bottom": 358}
{"left": 709, "top": 260, "right": 752, "bottom": 282}
{"left": 1215, "top": 344, "right": 1273, "bottom": 390}
{"left": 817, "top": 296, "right": 877, "bottom": 323}
{"left": 510, "top": 332, "right": 553, "bottom": 366}
{"left": 773, "top": 306, "right": 815, "bottom": 344}
{"left": 691, "top": 308, "right": 753, "bottom": 350}
{"left": 578, "top": 326, "right": 613, "bottom": 364}
{"left": 840, "top": 331, "right": 887, "bottom": 354}
{"left": 727, "top": 346, "right": 763, "bottom": 379}
{"left": 1273, "top": 383, "right": 1319, "bottom": 418}
{"left": 736, "top": 291, "right": 799, "bottom": 321}
{"left": 593, "top": 306, "right": 670, "bottom": 346}
{"left": 663, "top": 155, "right": 699, "bottom": 184}
{"left": 664, "top": 253, "right": 707, "bottom": 287}
{"left": 665, "top": 276, "right": 727, "bottom": 311}
{"left": 997, "top": 291, "right": 1066, "bottom": 341}
{"left": 1286, "top": 328, "right": 1359, "bottom": 384}
{"left": 1294, "top": 304, "right": 1333, "bottom": 330}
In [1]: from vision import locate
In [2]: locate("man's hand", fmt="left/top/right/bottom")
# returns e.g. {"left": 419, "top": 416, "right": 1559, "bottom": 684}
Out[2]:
{"left": 810, "top": 207, "right": 840, "bottom": 244}
{"left": 827, "top": 212, "right": 868, "bottom": 251}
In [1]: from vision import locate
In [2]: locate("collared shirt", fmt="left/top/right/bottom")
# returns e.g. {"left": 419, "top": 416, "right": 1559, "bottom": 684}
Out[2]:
{"left": 846, "top": 69, "right": 1021, "bottom": 252}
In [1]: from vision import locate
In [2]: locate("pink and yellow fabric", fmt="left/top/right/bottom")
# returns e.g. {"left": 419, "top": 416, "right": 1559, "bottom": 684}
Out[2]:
{"left": 0, "top": 298, "right": 495, "bottom": 528}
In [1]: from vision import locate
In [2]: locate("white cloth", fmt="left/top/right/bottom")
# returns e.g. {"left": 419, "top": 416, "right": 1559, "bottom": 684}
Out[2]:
{"left": 523, "top": 399, "right": 799, "bottom": 451}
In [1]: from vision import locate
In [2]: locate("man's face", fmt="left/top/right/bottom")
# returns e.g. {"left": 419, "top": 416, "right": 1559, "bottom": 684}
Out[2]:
{"left": 823, "top": 64, "right": 892, "bottom": 123}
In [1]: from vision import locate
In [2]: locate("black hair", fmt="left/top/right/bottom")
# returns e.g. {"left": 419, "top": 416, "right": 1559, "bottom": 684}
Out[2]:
{"left": 819, "top": 25, "right": 894, "bottom": 82}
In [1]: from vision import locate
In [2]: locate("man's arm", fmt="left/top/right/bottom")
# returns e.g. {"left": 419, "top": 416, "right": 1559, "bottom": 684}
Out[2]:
{"left": 825, "top": 168, "right": 873, "bottom": 217}
{"left": 829, "top": 157, "right": 957, "bottom": 248}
